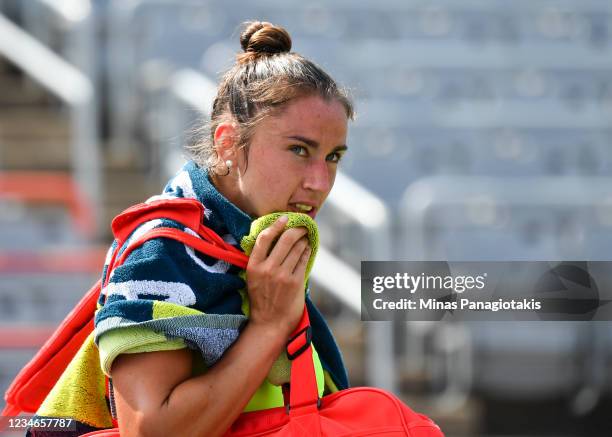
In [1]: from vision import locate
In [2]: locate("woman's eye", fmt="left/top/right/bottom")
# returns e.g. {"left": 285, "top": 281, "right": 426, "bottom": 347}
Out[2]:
{"left": 291, "top": 146, "right": 308, "bottom": 156}
{"left": 326, "top": 152, "right": 343, "bottom": 163}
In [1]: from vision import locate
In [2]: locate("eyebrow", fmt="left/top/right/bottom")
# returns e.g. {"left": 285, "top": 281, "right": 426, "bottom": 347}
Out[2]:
{"left": 286, "top": 135, "right": 348, "bottom": 152}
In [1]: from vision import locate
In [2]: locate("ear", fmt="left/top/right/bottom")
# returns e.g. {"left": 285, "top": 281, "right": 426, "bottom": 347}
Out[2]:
{"left": 213, "top": 122, "right": 239, "bottom": 161}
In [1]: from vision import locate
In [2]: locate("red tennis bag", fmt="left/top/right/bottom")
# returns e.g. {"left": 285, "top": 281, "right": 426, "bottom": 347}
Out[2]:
{"left": 3, "top": 198, "right": 444, "bottom": 436}
{"left": 223, "top": 307, "right": 444, "bottom": 436}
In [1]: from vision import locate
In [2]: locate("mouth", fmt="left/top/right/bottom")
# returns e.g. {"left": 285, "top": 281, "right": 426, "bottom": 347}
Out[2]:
{"left": 288, "top": 203, "right": 318, "bottom": 219}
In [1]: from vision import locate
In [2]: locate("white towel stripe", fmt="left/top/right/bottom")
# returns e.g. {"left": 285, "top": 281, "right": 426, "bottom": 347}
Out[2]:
{"left": 103, "top": 280, "right": 197, "bottom": 306}
{"left": 184, "top": 228, "right": 231, "bottom": 274}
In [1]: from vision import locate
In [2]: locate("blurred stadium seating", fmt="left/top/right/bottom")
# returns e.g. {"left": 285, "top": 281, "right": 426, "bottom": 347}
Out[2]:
{"left": 1, "top": 0, "right": 612, "bottom": 435}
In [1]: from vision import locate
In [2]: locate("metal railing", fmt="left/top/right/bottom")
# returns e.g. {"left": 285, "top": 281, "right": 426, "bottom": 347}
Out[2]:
{"left": 21, "top": 0, "right": 97, "bottom": 79}
{"left": 324, "top": 171, "right": 396, "bottom": 392}
{"left": 0, "top": 12, "right": 102, "bottom": 236}
{"left": 162, "top": 68, "right": 397, "bottom": 392}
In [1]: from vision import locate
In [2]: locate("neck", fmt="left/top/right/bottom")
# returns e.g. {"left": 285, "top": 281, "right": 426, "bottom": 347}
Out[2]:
{"left": 210, "top": 171, "right": 249, "bottom": 216}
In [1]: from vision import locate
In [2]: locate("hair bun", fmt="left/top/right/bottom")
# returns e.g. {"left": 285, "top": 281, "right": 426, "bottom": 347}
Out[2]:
{"left": 238, "top": 21, "right": 291, "bottom": 62}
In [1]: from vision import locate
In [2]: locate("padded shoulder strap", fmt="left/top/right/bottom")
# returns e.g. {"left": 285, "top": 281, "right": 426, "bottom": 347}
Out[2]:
{"left": 104, "top": 198, "right": 249, "bottom": 291}
{"left": 111, "top": 198, "right": 204, "bottom": 245}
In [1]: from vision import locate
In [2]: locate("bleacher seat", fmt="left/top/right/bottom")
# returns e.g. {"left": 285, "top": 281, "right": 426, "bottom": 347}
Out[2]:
{"left": 96, "top": 1, "right": 612, "bottom": 212}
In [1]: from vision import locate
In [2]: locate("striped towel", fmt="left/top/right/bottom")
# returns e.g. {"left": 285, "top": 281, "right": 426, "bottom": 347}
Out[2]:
{"left": 31, "top": 161, "right": 348, "bottom": 434}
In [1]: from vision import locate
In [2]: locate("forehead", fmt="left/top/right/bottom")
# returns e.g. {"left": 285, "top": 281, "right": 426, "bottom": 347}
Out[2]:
{"left": 261, "top": 95, "right": 348, "bottom": 142}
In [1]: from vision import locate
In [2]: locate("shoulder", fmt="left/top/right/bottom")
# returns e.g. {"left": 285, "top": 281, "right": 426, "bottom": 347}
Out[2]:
{"left": 99, "top": 197, "right": 213, "bottom": 290}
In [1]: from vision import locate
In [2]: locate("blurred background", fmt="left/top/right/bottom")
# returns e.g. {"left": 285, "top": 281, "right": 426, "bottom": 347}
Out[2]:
{"left": 1, "top": 0, "right": 612, "bottom": 435}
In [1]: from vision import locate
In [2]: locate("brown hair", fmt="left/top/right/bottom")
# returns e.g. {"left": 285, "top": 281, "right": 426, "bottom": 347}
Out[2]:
{"left": 187, "top": 21, "right": 354, "bottom": 172}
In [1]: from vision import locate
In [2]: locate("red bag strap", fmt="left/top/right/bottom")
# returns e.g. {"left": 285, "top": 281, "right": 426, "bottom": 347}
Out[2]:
{"left": 286, "top": 307, "right": 320, "bottom": 415}
{"left": 104, "top": 198, "right": 207, "bottom": 288}
{"left": 103, "top": 198, "right": 248, "bottom": 290}
{"left": 111, "top": 198, "right": 204, "bottom": 244}
{"left": 111, "top": 227, "right": 248, "bottom": 277}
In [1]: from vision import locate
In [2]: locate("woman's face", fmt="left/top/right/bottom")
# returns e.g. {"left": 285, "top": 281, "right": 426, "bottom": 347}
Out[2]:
{"left": 227, "top": 95, "right": 349, "bottom": 219}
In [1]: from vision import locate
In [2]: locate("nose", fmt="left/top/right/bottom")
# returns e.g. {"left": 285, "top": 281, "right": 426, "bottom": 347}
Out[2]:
{"left": 303, "top": 160, "right": 333, "bottom": 194}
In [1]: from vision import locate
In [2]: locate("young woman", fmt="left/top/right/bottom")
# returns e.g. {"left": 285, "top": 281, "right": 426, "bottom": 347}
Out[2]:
{"left": 97, "top": 21, "right": 353, "bottom": 436}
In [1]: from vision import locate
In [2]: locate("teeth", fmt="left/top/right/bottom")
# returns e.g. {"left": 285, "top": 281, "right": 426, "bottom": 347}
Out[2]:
{"left": 295, "top": 203, "right": 313, "bottom": 212}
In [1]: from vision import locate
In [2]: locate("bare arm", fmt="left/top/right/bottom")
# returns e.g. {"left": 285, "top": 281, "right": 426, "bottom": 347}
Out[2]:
{"left": 112, "top": 321, "right": 287, "bottom": 436}
{"left": 111, "top": 216, "right": 310, "bottom": 436}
